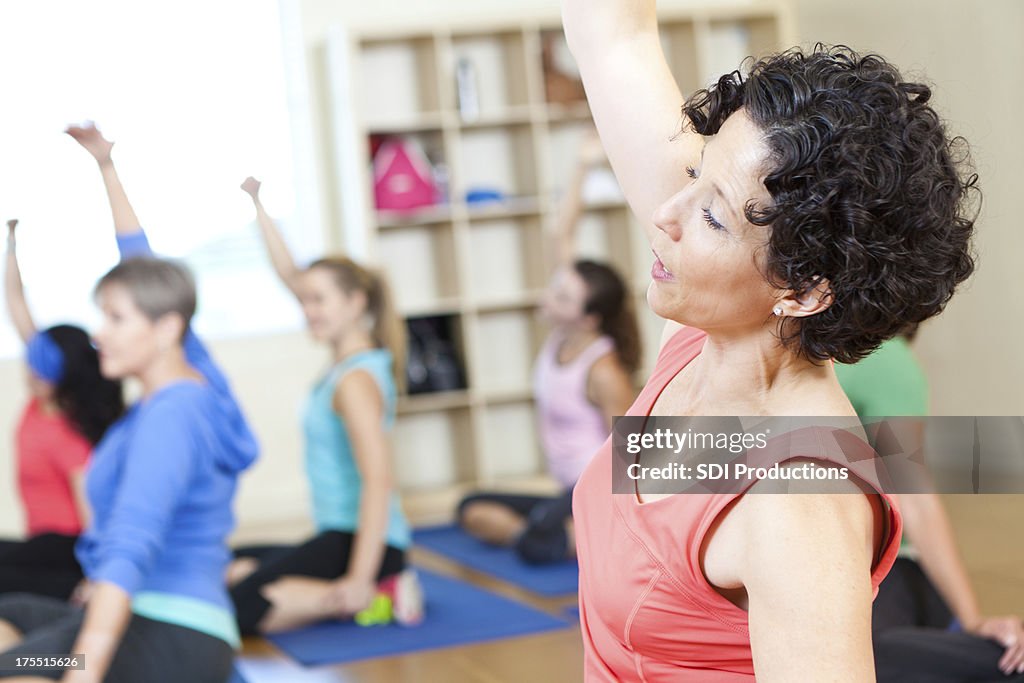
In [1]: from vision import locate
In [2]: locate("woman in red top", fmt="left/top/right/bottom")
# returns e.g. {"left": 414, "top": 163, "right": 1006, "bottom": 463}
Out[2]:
{"left": 1, "top": 219, "right": 123, "bottom": 599}
{"left": 563, "top": 0, "right": 978, "bottom": 680}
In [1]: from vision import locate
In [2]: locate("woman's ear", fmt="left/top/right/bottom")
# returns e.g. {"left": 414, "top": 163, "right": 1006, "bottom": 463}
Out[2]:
{"left": 582, "top": 311, "right": 602, "bottom": 332}
{"left": 347, "top": 288, "right": 369, "bottom": 317}
{"left": 154, "top": 312, "right": 186, "bottom": 350}
{"left": 775, "top": 276, "right": 833, "bottom": 318}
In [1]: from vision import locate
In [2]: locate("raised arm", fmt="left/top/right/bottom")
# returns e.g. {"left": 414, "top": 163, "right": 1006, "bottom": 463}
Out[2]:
{"left": 65, "top": 124, "right": 142, "bottom": 237}
{"left": 4, "top": 219, "right": 37, "bottom": 343}
{"left": 561, "top": 0, "right": 702, "bottom": 241}
{"left": 241, "top": 177, "right": 302, "bottom": 298}
{"left": 63, "top": 125, "right": 243, "bottom": 401}
{"left": 546, "top": 130, "right": 608, "bottom": 273}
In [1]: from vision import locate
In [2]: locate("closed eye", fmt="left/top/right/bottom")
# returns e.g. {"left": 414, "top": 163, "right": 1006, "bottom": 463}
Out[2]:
{"left": 702, "top": 208, "right": 726, "bottom": 231}
{"left": 685, "top": 165, "right": 698, "bottom": 179}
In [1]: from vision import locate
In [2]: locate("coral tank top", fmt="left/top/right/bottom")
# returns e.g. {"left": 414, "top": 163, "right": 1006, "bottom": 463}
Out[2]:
{"left": 572, "top": 326, "right": 902, "bottom": 681}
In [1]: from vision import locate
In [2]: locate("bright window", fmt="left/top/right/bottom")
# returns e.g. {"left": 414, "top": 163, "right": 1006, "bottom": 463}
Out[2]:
{"left": 0, "top": 0, "right": 319, "bottom": 358}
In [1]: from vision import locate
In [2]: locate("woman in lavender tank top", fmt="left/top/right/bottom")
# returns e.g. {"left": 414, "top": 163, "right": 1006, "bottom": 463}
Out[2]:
{"left": 457, "top": 133, "right": 641, "bottom": 565}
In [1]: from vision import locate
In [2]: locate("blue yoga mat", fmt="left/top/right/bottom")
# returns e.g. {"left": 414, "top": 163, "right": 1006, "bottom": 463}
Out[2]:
{"left": 267, "top": 569, "right": 569, "bottom": 667}
{"left": 413, "top": 525, "right": 579, "bottom": 596}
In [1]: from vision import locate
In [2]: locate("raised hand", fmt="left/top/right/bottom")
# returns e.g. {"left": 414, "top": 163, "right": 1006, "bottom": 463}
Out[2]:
{"left": 66, "top": 123, "right": 141, "bottom": 233}
{"left": 240, "top": 176, "right": 262, "bottom": 200}
{"left": 65, "top": 123, "right": 114, "bottom": 165}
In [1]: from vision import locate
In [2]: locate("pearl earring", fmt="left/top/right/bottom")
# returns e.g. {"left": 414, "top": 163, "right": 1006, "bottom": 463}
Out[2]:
{"left": 773, "top": 306, "right": 783, "bottom": 316}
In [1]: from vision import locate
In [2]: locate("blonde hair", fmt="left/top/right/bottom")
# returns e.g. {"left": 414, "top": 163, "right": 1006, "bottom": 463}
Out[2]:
{"left": 308, "top": 257, "right": 406, "bottom": 392}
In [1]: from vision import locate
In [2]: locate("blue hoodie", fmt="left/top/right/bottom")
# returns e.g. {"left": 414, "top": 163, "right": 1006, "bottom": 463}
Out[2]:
{"left": 75, "top": 230, "right": 258, "bottom": 647}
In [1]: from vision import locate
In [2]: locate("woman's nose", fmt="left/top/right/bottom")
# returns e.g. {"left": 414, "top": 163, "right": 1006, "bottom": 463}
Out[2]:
{"left": 92, "top": 326, "right": 109, "bottom": 347}
{"left": 652, "top": 191, "right": 687, "bottom": 241}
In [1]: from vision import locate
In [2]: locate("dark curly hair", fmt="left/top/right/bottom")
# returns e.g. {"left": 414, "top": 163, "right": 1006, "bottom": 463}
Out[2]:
{"left": 46, "top": 325, "right": 124, "bottom": 445}
{"left": 682, "top": 44, "right": 978, "bottom": 363}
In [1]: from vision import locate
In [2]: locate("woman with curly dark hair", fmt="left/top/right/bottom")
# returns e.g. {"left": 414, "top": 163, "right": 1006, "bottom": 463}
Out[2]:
{"left": 1, "top": 219, "right": 124, "bottom": 600}
{"left": 562, "top": 0, "right": 981, "bottom": 680}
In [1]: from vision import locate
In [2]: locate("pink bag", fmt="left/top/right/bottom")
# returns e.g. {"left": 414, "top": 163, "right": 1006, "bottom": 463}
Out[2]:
{"left": 373, "top": 139, "right": 437, "bottom": 211}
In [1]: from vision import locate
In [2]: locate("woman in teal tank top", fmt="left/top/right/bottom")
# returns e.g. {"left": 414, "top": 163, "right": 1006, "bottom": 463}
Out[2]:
{"left": 229, "top": 178, "right": 423, "bottom": 635}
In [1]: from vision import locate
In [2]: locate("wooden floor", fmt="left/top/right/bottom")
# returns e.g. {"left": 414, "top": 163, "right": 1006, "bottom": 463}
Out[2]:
{"left": 233, "top": 494, "right": 1023, "bottom": 682}
{"left": 941, "top": 495, "right": 1024, "bottom": 614}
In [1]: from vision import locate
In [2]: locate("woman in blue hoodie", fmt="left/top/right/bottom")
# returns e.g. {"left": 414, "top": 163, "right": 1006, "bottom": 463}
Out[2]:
{"left": 0, "top": 124, "right": 258, "bottom": 683}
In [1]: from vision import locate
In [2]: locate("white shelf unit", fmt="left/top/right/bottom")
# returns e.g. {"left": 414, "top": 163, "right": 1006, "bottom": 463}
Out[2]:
{"left": 326, "top": 7, "right": 788, "bottom": 499}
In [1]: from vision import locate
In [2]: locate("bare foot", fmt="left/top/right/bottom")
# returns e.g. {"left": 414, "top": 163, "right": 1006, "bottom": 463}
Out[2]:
{"left": 0, "top": 618, "right": 23, "bottom": 652}
{"left": 225, "top": 557, "right": 260, "bottom": 586}
{"left": 460, "top": 501, "right": 527, "bottom": 545}
{"left": 257, "top": 575, "right": 337, "bottom": 633}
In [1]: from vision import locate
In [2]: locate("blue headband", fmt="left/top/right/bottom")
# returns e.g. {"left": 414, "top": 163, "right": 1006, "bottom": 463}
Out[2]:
{"left": 26, "top": 331, "right": 65, "bottom": 384}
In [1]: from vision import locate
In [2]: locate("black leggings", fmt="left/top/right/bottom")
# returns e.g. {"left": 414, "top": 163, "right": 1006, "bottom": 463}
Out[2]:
{"left": 873, "top": 557, "right": 1024, "bottom": 683}
{"left": 0, "top": 593, "right": 233, "bottom": 683}
{"left": 0, "top": 534, "right": 82, "bottom": 600}
{"left": 457, "top": 489, "right": 574, "bottom": 564}
{"left": 457, "top": 492, "right": 561, "bottom": 520}
{"left": 230, "top": 530, "right": 406, "bottom": 635}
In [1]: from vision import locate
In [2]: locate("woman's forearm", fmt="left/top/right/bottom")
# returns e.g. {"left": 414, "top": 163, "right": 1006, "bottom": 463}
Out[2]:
{"left": 4, "top": 230, "right": 36, "bottom": 343}
{"left": 67, "top": 581, "right": 132, "bottom": 682}
{"left": 252, "top": 198, "right": 301, "bottom": 295}
{"left": 899, "top": 493, "right": 982, "bottom": 627}
{"left": 97, "top": 161, "right": 142, "bottom": 235}
{"left": 547, "top": 162, "right": 588, "bottom": 272}
{"left": 347, "top": 480, "right": 391, "bottom": 581}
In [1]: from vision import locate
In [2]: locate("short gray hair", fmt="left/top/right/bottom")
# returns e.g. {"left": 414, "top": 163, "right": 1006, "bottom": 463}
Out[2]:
{"left": 95, "top": 257, "right": 196, "bottom": 337}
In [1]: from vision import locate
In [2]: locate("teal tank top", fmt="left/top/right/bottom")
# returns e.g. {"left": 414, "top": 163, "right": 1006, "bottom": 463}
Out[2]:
{"left": 302, "top": 349, "right": 411, "bottom": 550}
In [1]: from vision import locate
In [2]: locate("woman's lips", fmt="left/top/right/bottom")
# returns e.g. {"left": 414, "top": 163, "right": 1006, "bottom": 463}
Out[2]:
{"left": 652, "top": 254, "right": 675, "bottom": 281}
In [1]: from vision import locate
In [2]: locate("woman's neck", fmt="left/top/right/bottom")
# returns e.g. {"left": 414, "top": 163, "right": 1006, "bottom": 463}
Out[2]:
{"left": 38, "top": 398, "right": 60, "bottom": 416}
{"left": 560, "top": 322, "right": 601, "bottom": 346}
{"left": 330, "top": 328, "right": 377, "bottom": 363}
{"left": 681, "top": 326, "right": 838, "bottom": 414}
{"left": 555, "top": 325, "right": 601, "bottom": 361}
{"left": 137, "top": 347, "right": 200, "bottom": 397}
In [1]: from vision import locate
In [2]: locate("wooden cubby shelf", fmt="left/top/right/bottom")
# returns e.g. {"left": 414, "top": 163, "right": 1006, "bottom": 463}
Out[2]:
{"left": 398, "top": 389, "right": 474, "bottom": 415}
